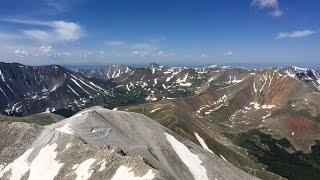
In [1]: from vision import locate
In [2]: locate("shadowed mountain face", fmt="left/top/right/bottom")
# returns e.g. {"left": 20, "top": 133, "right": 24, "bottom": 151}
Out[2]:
{"left": 0, "top": 107, "right": 256, "bottom": 180}
{"left": 0, "top": 62, "right": 117, "bottom": 116}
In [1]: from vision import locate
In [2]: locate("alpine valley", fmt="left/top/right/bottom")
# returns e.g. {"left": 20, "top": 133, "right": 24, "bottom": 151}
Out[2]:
{"left": 1, "top": 62, "right": 320, "bottom": 180}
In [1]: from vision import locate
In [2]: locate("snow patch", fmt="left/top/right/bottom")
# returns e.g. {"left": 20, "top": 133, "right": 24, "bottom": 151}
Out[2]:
{"left": 194, "top": 132, "right": 213, "bottom": 153}
{"left": 176, "top": 73, "right": 192, "bottom": 87}
{"left": 77, "top": 78, "right": 97, "bottom": 92}
{"left": 249, "top": 102, "right": 275, "bottom": 110}
{"left": 262, "top": 114, "right": 272, "bottom": 120}
{"left": 55, "top": 124, "right": 75, "bottom": 135}
{"left": 0, "top": 148, "right": 34, "bottom": 180}
{"left": 98, "top": 160, "right": 106, "bottom": 172}
{"left": 50, "top": 85, "right": 59, "bottom": 92}
{"left": 111, "top": 166, "right": 155, "bottom": 180}
{"left": 0, "top": 144, "right": 63, "bottom": 180}
{"left": 213, "top": 95, "right": 227, "bottom": 105}
{"left": 150, "top": 108, "right": 161, "bottom": 113}
{"left": 145, "top": 91, "right": 157, "bottom": 102}
{"left": 291, "top": 132, "right": 295, "bottom": 136}
{"left": 65, "top": 143, "right": 72, "bottom": 150}
{"left": 179, "top": 82, "right": 192, "bottom": 87}
{"left": 196, "top": 105, "right": 209, "bottom": 114}
{"left": 285, "top": 70, "right": 296, "bottom": 78}
{"left": 72, "top": 164, "right": 79, "bottom": 170}
{"left": 74, "top": 158, "right": 96, "bottom": 180}
{"left": 28, "top": 143, "right": 64, "bottom": 180}
{"left": 0, "top": 70, "right": 5, "bottom": 81}
{"left": 220, "top": 155, "right": 227, "bottom": 162}
{"left": 253, "top": 82, "right": 257, "bottom": 93}
{"left": 165, "top": 133, "right": 209, "bottom": 180}
{"left": 153, "top": 78, "right": 158, "bottom": 86}
{"left": 227, "top": 75, "right": 244, "bottom": 84}
{"left": 71, "top": 78, "right": 90, "bottom": 95}
{"left": 0, "top": 87, "right": 7, "bottom": 99}
{"left": 43, "top": 108, "right": 51, "bottom": 113}
{"left": 292, "top": 66, "right": 308, "bottom": 71}
{"left": 68, "top": 85, "right": 80, "bottom": 97}
{"left": 162, "top": 84, "right": 167, "bottom": 89}
{"left": 89, "top": 82, "right": 110, "bottom": 95}
{"left": 261, "top": 105, "right": 276, "bottom": 109}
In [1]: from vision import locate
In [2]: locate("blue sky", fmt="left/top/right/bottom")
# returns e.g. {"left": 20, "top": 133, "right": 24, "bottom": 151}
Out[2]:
{"left": 0, "top": 0, "right": 319, "bottom": 66}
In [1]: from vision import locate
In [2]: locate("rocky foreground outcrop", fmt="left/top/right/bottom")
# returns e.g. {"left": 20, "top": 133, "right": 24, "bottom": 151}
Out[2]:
{"left": 0, "top": 106, "right": 257, "bottom": 180}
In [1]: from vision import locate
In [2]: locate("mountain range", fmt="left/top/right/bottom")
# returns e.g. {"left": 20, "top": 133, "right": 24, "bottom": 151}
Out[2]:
{"left": 1, "top": 62, "right": 320, "bottom": 179}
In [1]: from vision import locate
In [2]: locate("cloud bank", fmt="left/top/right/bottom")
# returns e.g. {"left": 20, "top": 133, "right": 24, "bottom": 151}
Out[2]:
{"left": 276, "top": 30, "right": 316, "bottom": 39}
{"left": 252, "top": 0, "right": 283, "bottom": 17}
{"left": 3, "top": 18, "right": 84, "bottom": 42}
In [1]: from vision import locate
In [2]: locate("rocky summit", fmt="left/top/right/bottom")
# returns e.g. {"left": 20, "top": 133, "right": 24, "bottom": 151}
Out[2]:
{"left": 0, "top": 106, "right": 256, "bottom": 180}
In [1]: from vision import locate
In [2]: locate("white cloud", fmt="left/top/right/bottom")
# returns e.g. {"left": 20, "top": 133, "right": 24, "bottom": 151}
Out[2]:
{"left": 79, "top": 51, "right": 98, "bottom": 58}
{"left": 157, "top": 50, "right": 165, "bottom": 56}
{"left": 270, "top": 9, "right": 283, "bottom": 17}
{"left": 251, "top": 0, "right": 283, "bottom": 17}
{"left": 131, "top": 50, "right": 139, "bottom": 55}
{"left": 225, "top": 51, "right": 233, "bottom": 56}
{"left": 130, "top": 43, "right": 153, "bottom": 57}
{"left": 14, "top": 49, "right": 30, "bottom": 57}
{"left": 252, "top": 0, "right": 279, "bottom": 8}
{"left": 149, "top": 35, "right": 167, "bottom": 43}
{"left": 106, "top": 41, "right": 125, "bottom": 46}
{"left": 40, "top": 45, "right": 54, "bottom": 55}
{"left": 4, "top": 18, "right": 83, "bottom": 42}
{"left": 45, "top": 0, "right": 83, "bottom": 13}
{"left": 131, "top": 47, "right": 174, "bottom": 58}
{"left": 39, "top": 45, "right": 71, "bottom": 57}
{"left": 23, "top": 30, "right": 51, "bottom": 42}
{"left": 130, "top": 50, "right": 150, "bottom": 57}
{"left": 276, "top": 30, "right": 316, "bottom": 39}
{"left": 45, "top": 0, "right": 66, "bottom": 12}
{"left": 157, "top": 50, "right": 174, "bottom": 57}
{"left": 200, "top": 53, "right": 208, "bottom": 58}
{"left": 132, "top": 43, "right": 153, "bottom": 50}
{"left": 52, "top": 20, "right": 82, "bottom": 41}
{"left": 63, "top": 52, "right": 72, "bottom": 57}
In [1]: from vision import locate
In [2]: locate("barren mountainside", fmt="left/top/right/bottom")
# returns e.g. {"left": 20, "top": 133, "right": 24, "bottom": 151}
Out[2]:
{"left": 119, "top": 67, "right": 320, "bottom": 179}
{"left": 1, "top": 62, "right": 320, "bottom": 179}
{"left": 0, "top": 107, "right": 256, "bottom": 180}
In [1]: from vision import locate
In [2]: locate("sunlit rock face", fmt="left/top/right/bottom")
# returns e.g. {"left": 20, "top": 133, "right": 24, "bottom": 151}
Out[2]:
{"left": 0, "top": 106, "right": 257, "bottom": 180}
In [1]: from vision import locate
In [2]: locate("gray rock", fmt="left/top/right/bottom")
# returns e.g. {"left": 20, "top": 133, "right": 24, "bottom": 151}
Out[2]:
{"left": 0, "top": 106, "right": 258, "bottom": 180}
